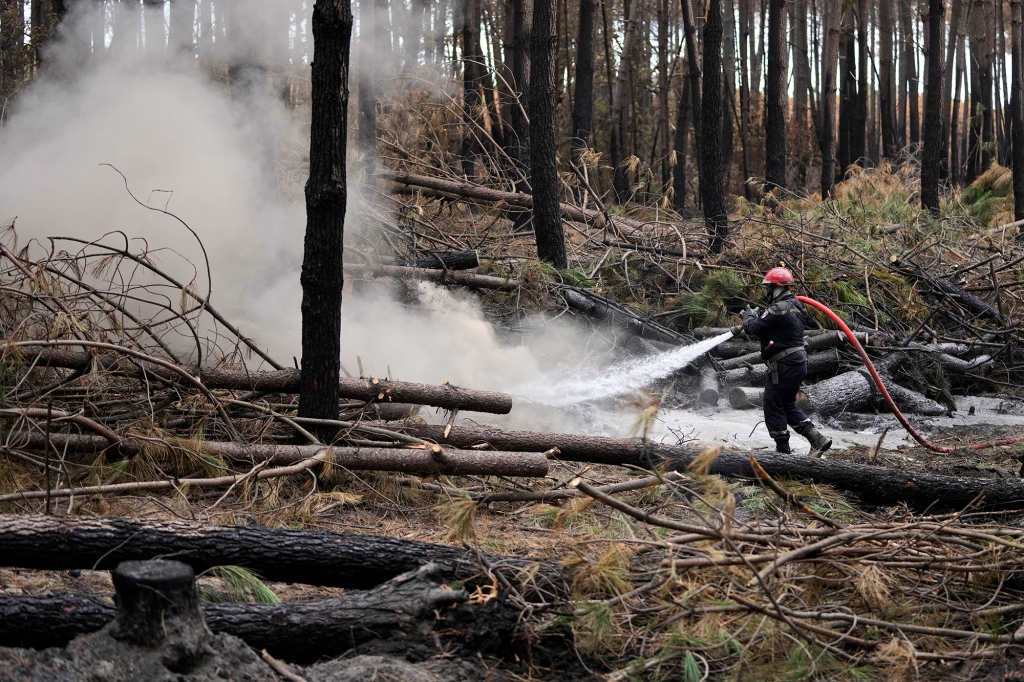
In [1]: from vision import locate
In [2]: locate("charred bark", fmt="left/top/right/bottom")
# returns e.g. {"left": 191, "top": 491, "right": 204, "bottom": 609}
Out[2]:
{"left": 0, "top": 563, "right": 466, "bottom": 658}
{"left": 385, "top": 424, "right": 1024, "bottom": 509}
{"left": 701, "top": 0, "right": 728, "bottom": 251}
{"left": 570, "top": 0, "right": 596, "bottom": 152}
{"left": 0, "top": 515, "right": 562, "bottom": 591}
{"left": 1013, "top": 0, "right": 1024, "bottom": 223}
{"left": 396, "top": 250, "right": 481, "bottom": 270}
{"left": 528, "top": 0, "right": 567, "bottom": 267}
{"left": 561, "top": 288, "right": 690, "bottom": 344}
{"left": 17, "top": 347, "right": 515, "bottom": 414}
{"left": 819, "top": 0, "right": 842, "bottom": 196}
{"left": 299, "top": 0, "right": 352, "bottom": 427}
{"left": 921, "top": 0, "right": 945, "bottom": 215}
{"left": 765, "top": 0, "right": 788, "bottom": 189}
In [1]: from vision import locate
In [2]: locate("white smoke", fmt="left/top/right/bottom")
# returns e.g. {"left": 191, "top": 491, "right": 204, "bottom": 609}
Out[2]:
{"left": 0, "top": 2, "right": 681, "bottom": 435}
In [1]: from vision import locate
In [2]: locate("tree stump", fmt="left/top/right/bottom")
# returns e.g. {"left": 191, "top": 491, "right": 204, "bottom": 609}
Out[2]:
{"left": 108, "top": 560, "right": 211, "bottom": 669}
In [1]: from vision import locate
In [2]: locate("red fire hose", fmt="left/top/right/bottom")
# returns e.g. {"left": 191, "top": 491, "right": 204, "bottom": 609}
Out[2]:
{"left": 796, "top": 296, "right": 1024, "bottom": 453}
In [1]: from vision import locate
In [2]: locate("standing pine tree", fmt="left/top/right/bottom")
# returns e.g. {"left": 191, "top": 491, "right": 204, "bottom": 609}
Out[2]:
{"left": 299, "top": 0, "right": 352, "bottom": 425}
{"left": 764, "top": 0, "right": 788, "bottom": 189}
{"left": 528, "top": 0, "right": 566, "bottom": 266}
{"left": 701, "top": 0, "right": 728, "bottom": 252}
{"left": 921, "top": 0, "right": 945, "bottom": 215}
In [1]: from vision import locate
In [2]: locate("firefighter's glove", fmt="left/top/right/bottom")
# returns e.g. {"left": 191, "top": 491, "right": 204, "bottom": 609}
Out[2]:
{"left": 740, "top": 305, "right": 760, "bottom": 322}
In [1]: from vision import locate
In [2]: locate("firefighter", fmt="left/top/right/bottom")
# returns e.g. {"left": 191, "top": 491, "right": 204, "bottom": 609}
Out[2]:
{"left": 732, "top": 267, "right": 832, "bottom": 457}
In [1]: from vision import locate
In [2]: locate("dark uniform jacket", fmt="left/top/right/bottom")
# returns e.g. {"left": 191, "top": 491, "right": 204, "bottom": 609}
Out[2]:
{"left": 740, "top": 292, "right": 807, "bottom": 362}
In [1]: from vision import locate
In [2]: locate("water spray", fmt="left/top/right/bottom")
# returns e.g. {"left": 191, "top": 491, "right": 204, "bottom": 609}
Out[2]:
{"left": 516, "top": 331, "right": 735, "bottom": 406}
{"left": 797, "top": 296, "right": 1024, "bottom": 453}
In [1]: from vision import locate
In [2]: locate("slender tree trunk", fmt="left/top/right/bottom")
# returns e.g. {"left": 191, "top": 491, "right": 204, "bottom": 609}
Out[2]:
{"left": 969, "top": 12, "right": 984, "bottom": 182}
{"left": 765, "top": 0, "right": 788, "bottom": 189}
{"left": 357, "top": 0, "right": 387, "bottom": 171}
{"left": 570, "top": 0, "right": 595, "bottom": 153}
{"left": 879, "top": 0, "right": 897, "bottom": 157}
{"left": 1012, "top": 0, "right": 1024, "bottom": 222}
{"left": 838, "top": 10, "right": 854, "bottom": 173}
{"left": 898, "top": 0, "right": 911, "bottom": 146}
{"left": 941, "top": 0, "right": 964, "bottom": 173}
{"left": 674, "top": 73, "right": 691, "bottom": 210}
{"left": 459, "top": 0, "right": 486, "bottom": 180}
{"left": 853, "top": 0, "right": 868, "bottom": 163}
{"left": 681, "top": 0, "right": 704, "bottom": 182}
{"left": 982, "top": 0, "right": 995, "bottom": 169}
{"left": 921, "top": 0, "right": 945, "bottom": 214}
{"left": 702, "top": 0, "right": 728, "bottom": 251}
{"left": 658, "top": 0, "right": 671, "bottom": 188}
{"left": 435, "top": 0, "right": 448, "bottom": 64}
{"left": 611, "top": 0, "right": 641, "bottom": 202}
{"left": 722, "top": 0, "right": 737, "bottom": 186}
{"left": 820, "top": 0, "right": 842, "bottom": 196}
{"left": 299, "top": 0, "right": 352, "bottom": 425}
{"left": 952, "top": 23, "right": 966, "bottom": 184}
{"left": 793, "top": 0, "right": 812, "bottom": 184}
{"left": 509, "top": 0, "right": 532, "bottom": 185}
{"left": 739, "top": 0, "right": 752, "bottom": 198}
{"left": 998, "top": 0, "right": 1010, "bottom": 164}
{"left": 528, "top": 0, "right": 567, "bottom": 267}
{"left": 906, "top": 0, "right": 920, "bottom": 144}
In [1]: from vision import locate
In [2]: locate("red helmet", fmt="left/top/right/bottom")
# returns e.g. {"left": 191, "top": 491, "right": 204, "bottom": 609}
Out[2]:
{"left": 762, "top": 267, "right": 795, "bottom": 286}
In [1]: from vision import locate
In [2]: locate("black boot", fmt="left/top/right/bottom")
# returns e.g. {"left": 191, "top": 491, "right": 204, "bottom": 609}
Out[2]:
{"left": 796, "top": 420, "right": 832, "bottom": 458}
{"left": 770, "top": 430, "right": 791, "bottom": 454}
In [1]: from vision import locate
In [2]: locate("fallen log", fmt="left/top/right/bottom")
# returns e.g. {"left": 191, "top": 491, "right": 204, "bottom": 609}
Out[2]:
{"left": 718, "top": 348, "right": 842, "bottom": 386}
{"left": 728, "top": 386, "right": 763, "bottom": 409}
{"left": 10, "top": 346, "right": 514, "bottom": 414}
{"left": 562, "top": 288, "right": 689, "bottom": 345}
{"left": 0, "top": 515, "right": 563, "bottom": 591}
{"left": 397, "top": 249, "right": 480, "bottom": 270}
{"left": 347, "top": 262, "right": 516, "bottom": 292}
{"left": 381, "top": 169, "right": 651, "bottom": 235}
{"left": 3, "top": 434, "right": 549, "bottom": 478}
{"left": 383, "top": 423, "right": 1024, "bottom": 508}
{"left": 798, "top": 370, "right": 947, "bottom": 416}
{"left": 699, "top": 366, "right": 720, "bottom": 406}
{"left": 718, "top": 331, "right": 851, "bottom": 370}
{"left": 0, "top": 563, "right": 467, "bottom": 658}
{"left": 892, "top": 258, "right": 1009, "bottom": 324}
{"left": 728, "top": 375, "right": 947, "bottom": 416}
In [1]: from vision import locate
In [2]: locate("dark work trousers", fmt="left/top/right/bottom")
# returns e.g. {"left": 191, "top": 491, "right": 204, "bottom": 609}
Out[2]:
{"left": 763, "top": 359, "right": 809, "bottom": 435}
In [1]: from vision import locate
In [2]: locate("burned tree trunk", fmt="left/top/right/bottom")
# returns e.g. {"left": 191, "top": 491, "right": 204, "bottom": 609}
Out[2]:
{"left": 1013, "top": 0, "right": 1024, "bottom": 223}
{"left": 921, "top": 0, "right": 945, "bottom": 215}
{"left": 570, "top": 0, "right": 596, "bottom": 152}
{"left": 0, "top": 515, "right": 561, "bottom": 590}
{"left": 459, "top": 0, "right": 486, "bottom": 180}
{"left": 764, "top": 0, "right": 788, "bottom": 189}
{"left": 299, "top": 0, "right": 352, "bottom": 425}
{"left": 386, "top": 424, "right": 1024, "bottom": 509}
{"left": 819, "top": 0, "right": 842, "bottom": 196}
{"left": 508, "top": 0, "right": 533, "bottom": 190}
{"left": 528, "top": 0, "right": 567, "bottom": 267}
{"left": 701, "top": 0, "right": 729, "bottom": 252}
